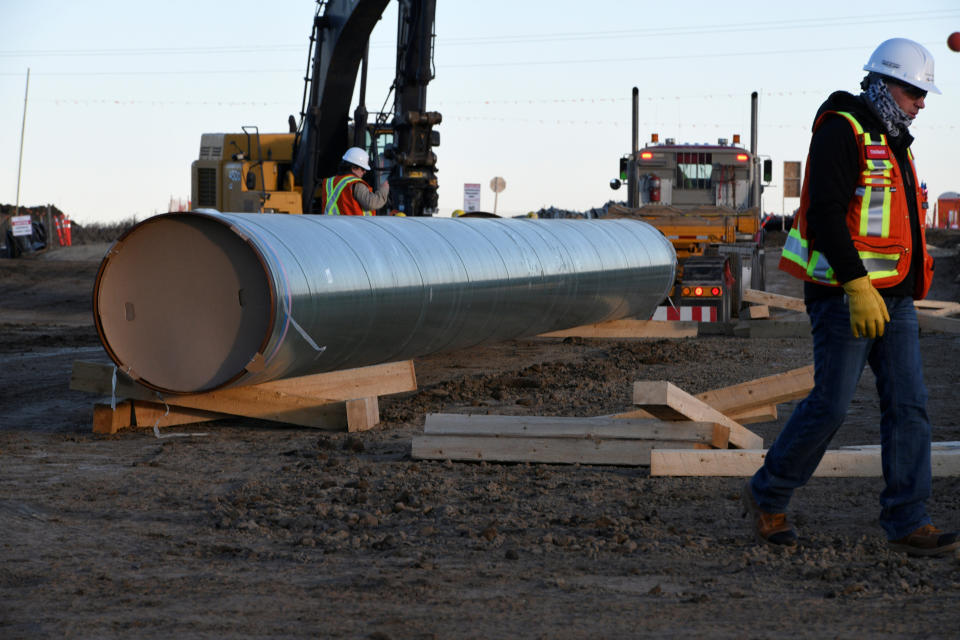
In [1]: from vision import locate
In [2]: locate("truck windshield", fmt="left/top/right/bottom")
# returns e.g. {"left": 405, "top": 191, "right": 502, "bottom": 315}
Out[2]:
{"left": 676, "top": 152, "right": 712, "bottom": 190}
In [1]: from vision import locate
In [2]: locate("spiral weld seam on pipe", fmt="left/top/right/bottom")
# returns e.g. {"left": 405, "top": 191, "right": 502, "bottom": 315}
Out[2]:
{"left": 92, "top": 212, "right": 677, "bottom": 395}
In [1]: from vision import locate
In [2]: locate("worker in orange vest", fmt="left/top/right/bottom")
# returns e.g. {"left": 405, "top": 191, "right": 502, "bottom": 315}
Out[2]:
{"left": 744, "top": 38, "right": 958, "bottom": 557}
{"left": 319, "top": 147, "right": 389, "bottom": 216}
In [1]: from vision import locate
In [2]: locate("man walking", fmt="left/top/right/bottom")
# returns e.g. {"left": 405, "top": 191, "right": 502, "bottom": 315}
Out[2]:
{"left": 743, "top": 38, "right": 959, "bottom": 557}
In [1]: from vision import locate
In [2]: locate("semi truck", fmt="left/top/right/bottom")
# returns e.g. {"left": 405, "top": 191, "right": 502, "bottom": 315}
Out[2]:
{"left": 608, "top": 88, "right": 771, "bottom": 322}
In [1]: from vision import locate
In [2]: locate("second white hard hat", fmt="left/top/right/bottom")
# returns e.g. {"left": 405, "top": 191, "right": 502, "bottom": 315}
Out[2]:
{"left": 342, "top": 147, "right": 371, "bottom": 171}
{"left": 864, "top": 38, "right": 940, "bottom": 94}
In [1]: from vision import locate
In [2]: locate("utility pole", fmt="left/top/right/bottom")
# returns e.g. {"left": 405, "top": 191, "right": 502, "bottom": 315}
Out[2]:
{"left": 15, "top": 68, "right": 30, "bottom": 217}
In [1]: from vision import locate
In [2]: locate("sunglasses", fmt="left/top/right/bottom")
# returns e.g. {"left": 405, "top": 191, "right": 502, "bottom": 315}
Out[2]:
{"left": 889, "top": 79, "right": 927, "bottom": 100}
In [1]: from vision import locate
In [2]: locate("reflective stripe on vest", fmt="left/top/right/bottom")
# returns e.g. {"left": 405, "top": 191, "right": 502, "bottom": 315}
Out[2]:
{"left": 323, "top": 176, "right": 373, "bottom": 216}
{"left": 779, "top": 110, "right": 919, "bottom": 287}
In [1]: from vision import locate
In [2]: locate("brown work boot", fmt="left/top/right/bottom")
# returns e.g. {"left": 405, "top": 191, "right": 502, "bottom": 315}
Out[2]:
{"left": 888, "top": 524, "right": 960, "bottom": 557}
{"left": 741, "top": 482, "right": 798, "bottom": 548}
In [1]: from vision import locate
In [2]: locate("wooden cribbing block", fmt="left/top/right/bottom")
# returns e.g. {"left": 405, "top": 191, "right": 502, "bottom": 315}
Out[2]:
{"left": 133, "top": 401, "right": 224, "bottom": 429}
{"left": 71, "top": 360, "right": 415, "bottom": 431}
{"left": 632, "top": 381, "right": 763, "bottom": 449}
{"left": 650, "top": 443, "right": 960, "bottom": 477}
{"left": 742, "top": 305, "right": 770, "bottom": 320}
{"left": 411, "top": 414, "right": 729, "bottom": 466}
{"left": 93, "top": 401, "right": 133, "bottom": 434}
{"left": 345, "top": 397, "right": 379, "bottom": 432}
{"left": 742, "top": 289, "right": 806, "bottom": 312}
{"left": 694, "top": 365, "right": 813, "bottom": 415}
{"left": 539, "top": 319, "right": 698, "bottom": 339}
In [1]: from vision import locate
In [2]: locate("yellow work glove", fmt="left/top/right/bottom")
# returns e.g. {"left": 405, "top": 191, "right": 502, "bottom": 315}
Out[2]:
{"left": 842, "top": 275, "right": 890, "bottom": 339}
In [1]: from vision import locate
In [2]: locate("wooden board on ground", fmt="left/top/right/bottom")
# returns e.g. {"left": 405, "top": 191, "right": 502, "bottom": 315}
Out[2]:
{"left": 694, "top": 365, "right": 813, "bottom": 415}
{"left": 914, "top": 299, "right": 960, "bottom": 316}
{"left": 650, "top": 443, "right": 960, "bottom": 477}
{"left": 412, "top": 414, "right": 729, "bottom": 466}
{"left": 632, "top": 381, "right": 763, "bottom": 449}
{"left": 916, "top": 312, "right": 960, "bottom": 334}
{"left": 71, "top": 360, "right": 416, "bottom": 432}
{"left": 725, "top": 404, "right": 778, "bottom": 425}
{"left": 538, "top": 318, "right": 698, "bottom": 339}
{"left": 742, "top": 288, "right": 805, "bottom": 312}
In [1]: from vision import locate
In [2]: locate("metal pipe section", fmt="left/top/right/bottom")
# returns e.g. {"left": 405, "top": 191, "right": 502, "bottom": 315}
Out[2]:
{"left": 93, "top": 212, "right": 676, "bottom": 395}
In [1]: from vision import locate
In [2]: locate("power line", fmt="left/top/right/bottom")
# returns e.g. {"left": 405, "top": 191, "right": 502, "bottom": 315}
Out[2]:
{"left": 0, "top": 9, "right": 955, "bottom": 58}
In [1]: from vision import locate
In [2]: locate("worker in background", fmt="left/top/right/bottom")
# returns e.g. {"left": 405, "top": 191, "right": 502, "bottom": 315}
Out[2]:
{"left": 320, "top": 147, "right": 389, "bottom": 216}
{"left": 743, "top": 38, "right": 959, "bottom": 556}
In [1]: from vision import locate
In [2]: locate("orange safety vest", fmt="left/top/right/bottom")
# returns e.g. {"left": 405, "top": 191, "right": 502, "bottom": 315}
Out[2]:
{"left": 779, "top": 110, "right": 933, "bottom": 299}
{"left": 320, "top": 175, "right": 373, "bottom": 216}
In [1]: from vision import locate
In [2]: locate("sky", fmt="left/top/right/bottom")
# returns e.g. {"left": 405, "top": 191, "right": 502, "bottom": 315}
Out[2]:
{"left": 1, "top": 1, "right": 959, "bottom": 225}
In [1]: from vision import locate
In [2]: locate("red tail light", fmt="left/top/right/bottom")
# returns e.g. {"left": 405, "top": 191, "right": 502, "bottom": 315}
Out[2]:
{"left": 711, "top": 286, "right": 721, "bottom": 296}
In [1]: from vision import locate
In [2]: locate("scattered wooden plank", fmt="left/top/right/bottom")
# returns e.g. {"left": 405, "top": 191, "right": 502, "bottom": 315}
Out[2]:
{"left": 650, "top": 446, "right": 960, "bottom": 477}
{"left": 424, "top": 413, "right": 729, "bottom": 447}
{"left": 742, "top": 288, "right": 806, "bottom": 312}
{"left": 914, "top": 299, "right": 960, "bottom": 316}
{"left": 412, "top": 414, "right": 730, "bottom": 465}
{"left": 694, "top": 365, "right": 813, "bottom": 415}
{"left": 412, "top": 434, "right": 705, "bottom": 466}
{"left": 916, "top": 312, "right": 960, "bottom": 334}
{"left": 538, "top": 319, "right": 698, "bottom": 339}
{"left": 726, "top": 404, "right": 778, "bottom": 425}
{"left": 632, "top": 381, "right": 763, "bottom": 449}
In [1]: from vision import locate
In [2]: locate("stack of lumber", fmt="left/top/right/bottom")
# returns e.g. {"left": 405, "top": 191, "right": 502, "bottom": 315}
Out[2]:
{"left": 411, "top": 366, "right": 815, "bottom": 466}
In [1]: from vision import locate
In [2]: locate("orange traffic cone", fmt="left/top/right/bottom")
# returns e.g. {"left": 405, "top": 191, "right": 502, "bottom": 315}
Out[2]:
{"left": 64, "top": 216, "right": 72, "bottom": 246}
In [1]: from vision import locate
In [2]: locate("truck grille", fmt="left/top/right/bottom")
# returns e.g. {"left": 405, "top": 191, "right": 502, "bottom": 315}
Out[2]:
{"left": 196, "top": 168, "right": 217, "bottom": 207}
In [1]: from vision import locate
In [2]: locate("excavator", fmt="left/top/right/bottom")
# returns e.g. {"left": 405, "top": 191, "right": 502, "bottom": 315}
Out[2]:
{"left": 191, "top": 0, "right": 440, "bottom": 216}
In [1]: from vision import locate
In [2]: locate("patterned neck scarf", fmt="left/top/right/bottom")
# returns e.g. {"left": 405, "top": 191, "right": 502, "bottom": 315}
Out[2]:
{"left": 861, "top": 73, "right": 913, "bottom": 138}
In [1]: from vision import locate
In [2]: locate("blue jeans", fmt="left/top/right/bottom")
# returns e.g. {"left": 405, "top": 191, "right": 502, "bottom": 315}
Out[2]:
{"left": 750, "top": 295, "right": 932, "bottom": 540}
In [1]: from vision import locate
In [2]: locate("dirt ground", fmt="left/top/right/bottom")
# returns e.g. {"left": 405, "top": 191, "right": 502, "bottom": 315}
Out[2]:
{"left": 2, "top": 230, "right": 960, "bottom": 639}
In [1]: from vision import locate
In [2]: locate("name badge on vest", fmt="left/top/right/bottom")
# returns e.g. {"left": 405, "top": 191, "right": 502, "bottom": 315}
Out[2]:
{"left": 865, "top": 145, "right": 889, "bottom": 160}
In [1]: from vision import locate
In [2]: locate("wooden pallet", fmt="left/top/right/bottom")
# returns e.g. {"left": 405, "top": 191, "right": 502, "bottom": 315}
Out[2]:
{"left": 70, "top": 360, "right": 417, "bottom": 434}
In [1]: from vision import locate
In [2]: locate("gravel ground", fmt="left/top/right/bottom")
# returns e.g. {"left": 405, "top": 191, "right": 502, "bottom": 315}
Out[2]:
{"left": 1, "top": 230, "right": 959, "bottom": 639}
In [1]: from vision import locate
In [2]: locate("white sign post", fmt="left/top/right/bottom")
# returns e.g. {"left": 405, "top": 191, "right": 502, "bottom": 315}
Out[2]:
{"left": 489, "top": 177, "right": 506, "bottom": 215}
{"left": 463, "top": 183, "right": 481, "bottom": 212}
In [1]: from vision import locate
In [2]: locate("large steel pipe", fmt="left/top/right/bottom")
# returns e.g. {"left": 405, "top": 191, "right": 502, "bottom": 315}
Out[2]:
{"left": 93, "top": 212, "right": 676, "bottom": 394}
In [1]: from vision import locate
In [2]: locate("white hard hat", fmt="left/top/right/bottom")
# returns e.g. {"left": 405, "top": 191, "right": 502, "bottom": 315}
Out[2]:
{"left": 863, "top": 38, "right": 940, "bottom": 94}
{"left": 342, "top": 147, "right": 371, "bottom": 171}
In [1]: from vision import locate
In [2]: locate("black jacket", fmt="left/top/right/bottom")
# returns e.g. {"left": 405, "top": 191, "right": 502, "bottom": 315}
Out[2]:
{"left": 801, "top": 91, "right": 923, "bottom": 301}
